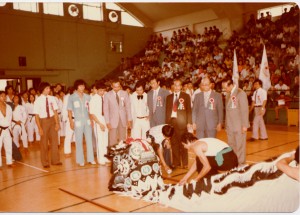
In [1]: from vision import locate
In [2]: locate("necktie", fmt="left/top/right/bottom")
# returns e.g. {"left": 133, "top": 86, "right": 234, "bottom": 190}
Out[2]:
{"left": 153, "top": 90, "right": 157, "bottom": 113}
{"left": 116, "top": 93, "right": 119, "bottom": 104}
{"left": 173, "top": 93, "right": 178, "bottom": 112}
{"left": 101, "top": 96, "right": 104, "bottom": 116}
{"left": 255, "top": 90, "right": 259, "bottom": 105}
{"left": 137, "top": 95, "right": 143, "bottom": 100}
{"left": 204, "top": 92, "right": 209, "bottom": 108}
{"left": 46, "top": 97, "right": 50, "bottom": 118}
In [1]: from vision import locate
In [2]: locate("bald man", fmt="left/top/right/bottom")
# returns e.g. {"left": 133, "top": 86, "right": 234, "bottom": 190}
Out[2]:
{"left": 192, "top": 77, "right": 223, "bottom": 138}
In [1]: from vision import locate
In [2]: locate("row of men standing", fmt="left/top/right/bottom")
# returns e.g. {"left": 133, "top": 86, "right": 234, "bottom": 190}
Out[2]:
{"left": 129, "top": 76, "right": 225, "bottom": 169}
{"left": 36, "top": 77, "right": 249, "bottom": 169}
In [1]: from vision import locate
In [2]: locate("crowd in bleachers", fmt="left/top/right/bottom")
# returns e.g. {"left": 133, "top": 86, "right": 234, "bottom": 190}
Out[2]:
{"left": 101, "top": 5, "right": 299, "bottom": 107}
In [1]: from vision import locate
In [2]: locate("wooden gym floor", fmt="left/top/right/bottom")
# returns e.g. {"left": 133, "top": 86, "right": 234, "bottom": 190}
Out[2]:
{"left": 0, "top": 125, "right": 299, "bottom": 212}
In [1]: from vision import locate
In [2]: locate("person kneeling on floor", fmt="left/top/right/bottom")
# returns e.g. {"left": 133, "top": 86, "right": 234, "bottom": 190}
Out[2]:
{"left": 179, "top": 132, "right": 238, "bottom": 185}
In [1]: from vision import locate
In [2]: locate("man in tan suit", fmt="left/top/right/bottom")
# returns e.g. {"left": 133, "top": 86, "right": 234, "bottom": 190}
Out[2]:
{"left": 104, "top": 79, "right": 132, "bottom": 146}
{"left": 222, "top": 78, "right": 249, "bottom": 166}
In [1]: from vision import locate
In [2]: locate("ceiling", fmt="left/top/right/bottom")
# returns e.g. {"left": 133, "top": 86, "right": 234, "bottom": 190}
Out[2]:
{"left": 118, "top": 2, "right": 290, "bottom": 27}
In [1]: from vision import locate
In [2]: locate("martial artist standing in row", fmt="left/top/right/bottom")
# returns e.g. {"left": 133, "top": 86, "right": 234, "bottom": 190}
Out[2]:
{"left": 0, "top": 91, "right": 13, "bottom": 167}
{"left": 12, "top": 94, "right": 28, "bottom": 152}
{"left": 89, "top": 82, "right": 110, "bottom": 165}
{"left": 62, "top": 87, "right": 75, "bottom": 156}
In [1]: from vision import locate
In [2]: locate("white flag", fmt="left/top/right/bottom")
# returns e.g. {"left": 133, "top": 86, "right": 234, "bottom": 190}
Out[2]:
{"left": 232, "top": 49, "right": 239, "bottom": 88}
{"left": 259, "top": 45, "right": 271, "bottom": 91}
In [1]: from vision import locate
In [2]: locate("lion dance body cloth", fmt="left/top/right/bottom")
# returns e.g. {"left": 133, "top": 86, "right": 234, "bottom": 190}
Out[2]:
{"left": 106, "top": 140, "right": 299, "bottom": 212}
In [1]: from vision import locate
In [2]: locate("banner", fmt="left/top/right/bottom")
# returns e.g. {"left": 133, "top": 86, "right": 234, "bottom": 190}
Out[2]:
{"left": 232, "top": 49, "right": 239, "bottom": 88}
{"left": 259, "top": 45, "right": 271, "bottom": 91}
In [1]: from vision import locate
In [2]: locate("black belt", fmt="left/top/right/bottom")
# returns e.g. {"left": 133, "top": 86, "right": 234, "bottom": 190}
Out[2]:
{"left": 12, "top": 120, "right": 23, "bottom": 135}
{"left": 29, "top": 114, "right": 35, "bottom": 122}
{"left": 255, "top": 105, "right": 262, "bottom": 107}
{"left": 0, "top": 126, "right": 10, "bottom": 137}
{"left": 137, "top": 116, "right": 147, "bottom": 119}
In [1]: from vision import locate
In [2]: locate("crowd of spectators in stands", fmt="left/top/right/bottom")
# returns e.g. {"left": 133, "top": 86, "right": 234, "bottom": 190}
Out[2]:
{"left": 98, "top": 5, "right": 299, "bottom": 111}
{"left": 8, "top": 5, "right": 300, "bottom": 110}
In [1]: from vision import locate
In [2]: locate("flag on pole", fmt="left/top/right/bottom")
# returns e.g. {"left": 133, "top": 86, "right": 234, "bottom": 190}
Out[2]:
{"left": 259, "top": 45, "right": 271, "bottom": 91}
{"left": 232, "top": 49, "right": 239, "bottom": 88}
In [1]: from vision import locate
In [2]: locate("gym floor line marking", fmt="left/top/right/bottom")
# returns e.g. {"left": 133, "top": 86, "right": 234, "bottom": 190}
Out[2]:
{"left": 15, "top": 161, "right": 49, "bottom": 173}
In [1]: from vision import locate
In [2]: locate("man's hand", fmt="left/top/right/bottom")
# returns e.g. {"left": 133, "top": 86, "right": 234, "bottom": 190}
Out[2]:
{"left": 216, "top": 123, "right": 222, "bottom": 131}
{"left": 70, "top": 121, "right": 74, "bottom": 130}
{"left": 127, "top": 121, "right": 132, "bottom": 129}
{"left": 242, "top": 126, "right": 247, "bottom": 133}
{"left": 55, "top": 123, "right": 60, "bottom": 131}
{"left": 39, "top": 128, "right": 44, "bottom": 136}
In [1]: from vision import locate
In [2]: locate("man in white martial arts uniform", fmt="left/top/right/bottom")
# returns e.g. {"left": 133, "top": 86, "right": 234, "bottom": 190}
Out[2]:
{"left": 24, "top": 93, "right": 40, "bottom": 145}
{"left": 89, "top": 82, "right": 110, "bottom": 165}
{"left": 0, "top": 91, "right": 13, "bottom": 167}
{"left": 62, "top": 87, "right": 75, "bottom": 156}
{"left": 12, "top": 94, "right": 28, "bottom": 152}
{"left": 130, "top": 81, "right": 150, "bottom": 140}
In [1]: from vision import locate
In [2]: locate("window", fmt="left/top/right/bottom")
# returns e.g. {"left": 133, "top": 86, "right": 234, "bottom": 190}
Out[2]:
{"left": 257, "top": 3, "right": 295, "bottom": 19}
{"left": 13, "top": 2, "right": 39, "bottom": 13}
{"left": 106, "top": 2, "right": 144, "bottom": 27}
{"left": 121, "top": 12, "right": 143, "bottom": 27}
{"left": 82, "top": 2, "right": 103, "bottom": 21}
{"left": 43, "top": 2, "right": 64, "bottom": 16}
{"left": 110, "top": 41, "right": 123, "bottom": 53}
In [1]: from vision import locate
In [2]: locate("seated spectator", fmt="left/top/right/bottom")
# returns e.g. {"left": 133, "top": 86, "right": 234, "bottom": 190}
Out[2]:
{"left": 292, "top": 75, "right": 299, "bottom": 98}
{"left": 281, "top": 71, "right": 291, "bottom": 86}
{"left": 274, "top": 78, "right": 290, "bottom": 95}
{"left": 274, "top": 92, "right": 292, "bottom": 120}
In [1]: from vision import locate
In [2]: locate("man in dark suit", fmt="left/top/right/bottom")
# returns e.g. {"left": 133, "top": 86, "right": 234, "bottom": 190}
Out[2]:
{"left": 166, "top": 79, "right": 192, "bottom": 169}
{"left": 147, "top": 77, "right": 170, "bottom": 127}
{"left": 192, "top": 77, "right": 223, "bottom": 138}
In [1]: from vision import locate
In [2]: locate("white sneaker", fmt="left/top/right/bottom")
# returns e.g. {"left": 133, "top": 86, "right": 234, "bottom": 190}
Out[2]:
{"left": 79, "top": 163, "right": 85, "bottom": 167}
{"left": 90, "top": 161, "right": 96, "bottom": 165}
{"left": 167, "top": 169, "right": 172, "bottom": 175}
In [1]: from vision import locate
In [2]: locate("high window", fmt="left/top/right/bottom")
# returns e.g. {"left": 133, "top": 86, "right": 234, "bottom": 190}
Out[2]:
{"left": 13, "top": 2, "right": 39, "bottom": 13}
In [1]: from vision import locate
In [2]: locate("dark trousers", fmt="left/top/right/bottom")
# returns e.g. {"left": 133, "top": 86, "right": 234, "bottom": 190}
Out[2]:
{"left": 162, "top": 140, "right": 172, "bottom": 167}
{"left": 196, "top": 149, "right": 238, "bottom": 176}
{"left": 40, "top": 117, "right": 60, "bottom": 166}
{"left": 170, "top": 118, "right": 188, "bottom": 167}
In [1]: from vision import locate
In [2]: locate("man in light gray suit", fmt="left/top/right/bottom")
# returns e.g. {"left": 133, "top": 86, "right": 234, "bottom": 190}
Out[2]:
{"left": 192, "top": 77, "right": 223, "bottom": 138}
{"left": 222, "top": 78, "right": 249, "bottom": 166}
{"left": 104, "top": 79, "right": 132, "bottom": 146}
{"left": 147, "top": 77, "right": 170, "bottom": 127}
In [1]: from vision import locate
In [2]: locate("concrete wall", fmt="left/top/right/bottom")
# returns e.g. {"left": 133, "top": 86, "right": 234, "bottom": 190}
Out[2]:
{"left": 0, "top": 9, "right": 152, "bottom": 88}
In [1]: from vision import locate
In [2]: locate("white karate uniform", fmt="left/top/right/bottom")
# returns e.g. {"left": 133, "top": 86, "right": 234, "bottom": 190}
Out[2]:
{"left": 89, "top": 94, "right": 109, "bottom": 164}
{"left": 0, "top": 104, "right": 13, "bottom": 166}
{"left": 62, "top": 93, "right": 75, "bottom": 154}
{"left": 12, "top": 105, "right": 28, "bottom": 148}
{"left": 56, "top": 97, "right": 65, "bottom": 137}
{"left": 130, "top": 92, "right": 150, "bottom": 140}
{"left": 24, "top": 102, "right": 40, "bottom": 142}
